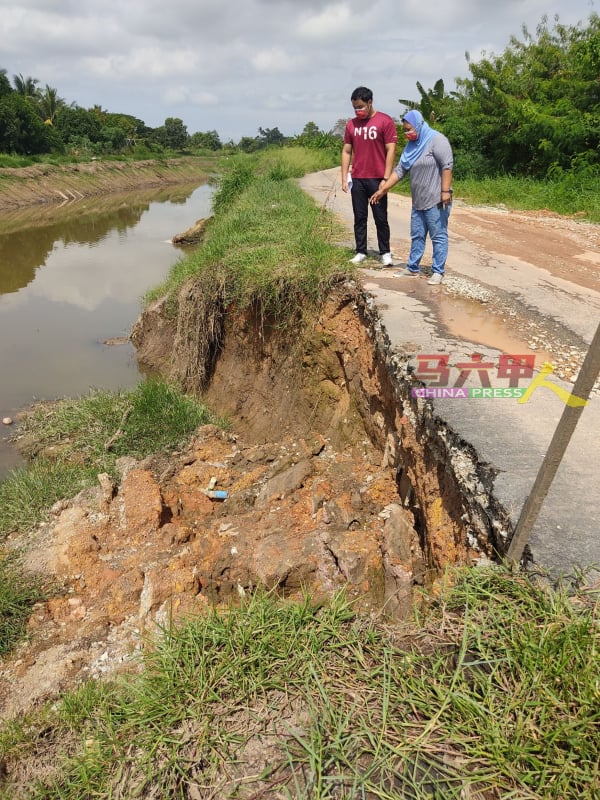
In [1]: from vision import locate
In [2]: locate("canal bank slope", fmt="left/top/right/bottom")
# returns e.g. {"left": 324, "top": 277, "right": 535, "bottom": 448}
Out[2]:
{"left": 0, "top": 156, "right": 216, "bottom": 210}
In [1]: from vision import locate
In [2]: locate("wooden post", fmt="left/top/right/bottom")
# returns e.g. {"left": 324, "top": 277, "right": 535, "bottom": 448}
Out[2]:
{"left": 507, "top": 321, "right": 600, "bottom": 563}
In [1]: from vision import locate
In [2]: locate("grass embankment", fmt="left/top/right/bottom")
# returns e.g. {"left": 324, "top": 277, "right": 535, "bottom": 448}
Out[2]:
{"left": 0, "top": 146, "right": 352, "bottom": 656}
{"left": 145, "top": 146, "right": 349, "bottom": 310}
{"left": 1, "top": 147, "right": 598, "bottom": 798}
{"left": 456, "top": 171, "right": 600, "bottom": 221}
{"left": 0, "top": 148, "right": 221, "bottom": 170}
{"left": 0, "top": 153, "right": 220, "bottom": 211}
{"left": 1, "top": 569, "right": 598, "bottom": 799}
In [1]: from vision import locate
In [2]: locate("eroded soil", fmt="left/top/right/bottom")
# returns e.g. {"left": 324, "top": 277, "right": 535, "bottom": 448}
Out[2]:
{"left": 1, "top": 167, "right": 599, "bottom": 796}
{"left": 0, "top": 287, "right": 427, "bottom": 728}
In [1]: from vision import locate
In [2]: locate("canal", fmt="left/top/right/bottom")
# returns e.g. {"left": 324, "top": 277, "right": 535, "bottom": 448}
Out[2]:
{"left": 0, "top": 181, "right": 213, "bottom": 479}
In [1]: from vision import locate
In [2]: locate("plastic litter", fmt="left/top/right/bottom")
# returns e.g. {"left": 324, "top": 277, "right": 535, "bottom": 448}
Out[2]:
{"left": 203, "top": 476, "right": 228, "bottom": 500}
{"left": 204, "top": 490, "right": 228, "bottom": 500}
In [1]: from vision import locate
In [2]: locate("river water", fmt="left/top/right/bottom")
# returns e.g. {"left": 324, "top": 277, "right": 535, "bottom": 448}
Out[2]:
{"left": 0, "top": 181, "right": 213, "bottom": 479}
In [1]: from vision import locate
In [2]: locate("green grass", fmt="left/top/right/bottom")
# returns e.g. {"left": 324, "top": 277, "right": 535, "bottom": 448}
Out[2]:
{"left": 0, "top": 154, "right": 38, "bottom": 168}
{"left": 0, "top": 379, "right": 218, "bottom": 539}
{"left": 0, "top": 552, "right": 47, "bottom": 657}
{"left": 258, "top": 144, "right": 339, "bottom": 178}
{"left": 145, "top": 149, "right": 351, "bottom": 310}
{"left": 0, "top": 152, "right": 218, "bottom": 169}
{"left": 389, "top": 160, "right": 600, "bottom": 222}
{"left": 1, "top": 567, "right": 597, "bottom": 799}
{"left": 0, "top": 153, "right": 130, "bottom": 168}
{"left": 452, "top": 171, "right": 600, "bottom": 222}
{"left": 0, "top": 459, "right": 97, "bottom": 536}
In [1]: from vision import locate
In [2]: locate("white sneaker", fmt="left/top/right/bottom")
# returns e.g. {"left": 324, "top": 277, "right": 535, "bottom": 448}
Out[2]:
{"left": 350, "top": 253, "right": 367, "bottom": 264}
{"left": 427, "top": 273, "right": 444, "bottom": 285}
{"left": 380, "top": 252, "right": 394, "bottom": 267}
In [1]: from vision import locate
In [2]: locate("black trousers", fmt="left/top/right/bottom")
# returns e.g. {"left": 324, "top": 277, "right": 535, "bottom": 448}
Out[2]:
{"left": 351, "top": 177, "right": 390, "bottom": 255}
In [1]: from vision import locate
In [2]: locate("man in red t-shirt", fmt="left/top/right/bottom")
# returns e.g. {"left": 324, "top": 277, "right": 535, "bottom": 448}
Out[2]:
{"left": 341, "top": 86, "right": 398, "bottom": 266}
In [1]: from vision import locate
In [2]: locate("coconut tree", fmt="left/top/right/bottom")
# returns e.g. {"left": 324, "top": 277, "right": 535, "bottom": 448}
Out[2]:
{"left": 13, "top": 73, "right": 40, "bottom": 99}
{"left": 38, "top": 84, "right": 66, "bottom": 124}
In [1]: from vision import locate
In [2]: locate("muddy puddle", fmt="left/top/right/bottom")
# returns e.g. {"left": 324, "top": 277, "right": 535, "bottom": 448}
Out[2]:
{"left": 0, "top": 182, "right": 213, "bottom": 479}
{"left": 373, "top": 270, "right": 553, "bottom": 369}
{"left": 433, "top": 292, "right": 553, "bottom": 366}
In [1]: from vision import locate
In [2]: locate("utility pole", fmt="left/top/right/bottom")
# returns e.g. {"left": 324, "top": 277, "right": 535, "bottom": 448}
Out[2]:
{"left": 507, "top": 321, "right": 600, "bottom": 563}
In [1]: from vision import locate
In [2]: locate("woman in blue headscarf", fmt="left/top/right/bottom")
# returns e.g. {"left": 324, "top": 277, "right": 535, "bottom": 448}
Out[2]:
{"left": 370, "top": 109, "right": 453, "bottom": 285}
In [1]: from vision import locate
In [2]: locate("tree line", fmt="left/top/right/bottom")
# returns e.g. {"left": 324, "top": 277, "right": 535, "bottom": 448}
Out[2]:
{"left": 0, "top": 67, "right": 343, "bottom": 158}
{"left": 1, "top": 12, "right": 599, "bottom": 178}
{"left": 401, "top": 13, "right": 600, "bottom": 180}
{"left": 0, "top": 69, "right": 226, "bottom": 156}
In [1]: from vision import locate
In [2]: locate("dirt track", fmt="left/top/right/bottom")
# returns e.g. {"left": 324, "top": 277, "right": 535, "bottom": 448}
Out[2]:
{"left": 448, "top": 201, "right": 600, "bottom": 294}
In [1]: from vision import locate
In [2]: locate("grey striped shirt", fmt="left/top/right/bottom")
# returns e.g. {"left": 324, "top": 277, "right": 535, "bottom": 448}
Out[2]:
{"left": 394, "top": 133, "right": 453, "bottom": 211}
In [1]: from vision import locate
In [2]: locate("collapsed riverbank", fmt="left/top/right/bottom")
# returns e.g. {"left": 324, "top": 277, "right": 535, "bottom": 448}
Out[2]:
{"left": 1, "top": 150, "right": 599, "bottom": 799}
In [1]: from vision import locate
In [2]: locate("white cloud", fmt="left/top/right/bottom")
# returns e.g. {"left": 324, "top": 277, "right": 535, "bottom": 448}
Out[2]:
{"left": 86, "top": 47, "right": 203, "bottom": 80}
{"left": 160, "top": 87, "right": 218, "bottom": 108}
{"left": 0, "top": 0, "right": 596, "bottom": 140}
{"left": 251, "top": 47, "right": 302, "bottom": 72}
{"left": 298, "top": 3, "right": 354, "bottom": 39}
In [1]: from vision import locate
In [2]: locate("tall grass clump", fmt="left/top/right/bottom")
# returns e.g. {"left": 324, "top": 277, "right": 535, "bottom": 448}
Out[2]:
{"left": 0, "top": 379, "right": 217, "bottom": 538}
{"left": 4, "top": 568, "right": 598, "bottom": 799}
{"left": 0, "top": 459, "right": 97, "bottom": 537}
{"left": 0, "top": 552, "right": 47, "bottom": 656}
{"left": 0, "top": 154, "right": 37, "bottom": 168}
{"left": 261, "top": 144, "right": 339, "bottom": 179}
{"left": 210, "top": 155, "right": 256, "bottom": 215}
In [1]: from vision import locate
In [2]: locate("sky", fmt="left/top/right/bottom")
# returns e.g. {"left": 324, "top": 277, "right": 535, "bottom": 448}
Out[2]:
{"left": 1, "top": 0, "right": 597, "bottom": 143}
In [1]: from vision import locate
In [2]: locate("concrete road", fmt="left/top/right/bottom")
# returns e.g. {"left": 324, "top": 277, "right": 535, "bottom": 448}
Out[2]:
{"left": 300, "top": 168, "right": 600, "bottom": 581}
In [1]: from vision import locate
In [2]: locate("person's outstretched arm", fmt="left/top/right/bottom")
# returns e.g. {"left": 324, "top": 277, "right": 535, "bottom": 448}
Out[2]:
{"left": 370, "top": 170, "right": 400, "bottom": 204}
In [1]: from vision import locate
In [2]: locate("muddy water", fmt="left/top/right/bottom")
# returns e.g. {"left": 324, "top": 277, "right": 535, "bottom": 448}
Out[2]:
{"left": 434, "top": 293, "right": 553, "bottom": 366}
{"left": 0, "top": 182, "right": 213, "bottom": 479}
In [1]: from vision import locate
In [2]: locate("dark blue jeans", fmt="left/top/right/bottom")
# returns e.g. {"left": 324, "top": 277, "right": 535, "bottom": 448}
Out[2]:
{"left": 351, "top": 177, "right": 390, "bottom": 255}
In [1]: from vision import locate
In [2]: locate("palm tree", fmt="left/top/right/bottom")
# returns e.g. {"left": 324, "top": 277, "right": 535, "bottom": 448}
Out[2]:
{"left": 0, "top": 68, "right": 12, "bottom": 97}
{"left": 399, "top": 79, "right": 455, "bottom": 123}
{"left": 13, "top": 73, "right": 40, "bottom": 99}
{"left": 38, "top": 84, "right": 66, "bottom": 123}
